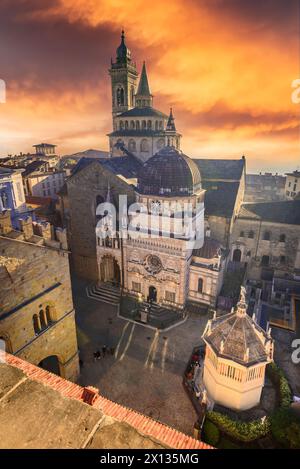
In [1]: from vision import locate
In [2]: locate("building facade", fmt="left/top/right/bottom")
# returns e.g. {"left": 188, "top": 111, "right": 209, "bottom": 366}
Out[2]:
{"left": 285, "top": 170, "right": 300, "bottom": 199}
{"left": 0, "top": 210, "right": 79, "bottom": 381}
{"left": 0, "top": 166, "right": 35, "bottom": 227}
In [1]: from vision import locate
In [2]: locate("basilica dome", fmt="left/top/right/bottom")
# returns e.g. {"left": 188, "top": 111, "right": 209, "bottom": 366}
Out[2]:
{"left": 137, "top": 146, "right": 202, "bottom": 197}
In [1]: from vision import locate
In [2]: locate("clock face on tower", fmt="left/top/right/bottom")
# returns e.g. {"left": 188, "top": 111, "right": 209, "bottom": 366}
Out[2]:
{"left": 150, "top": 200, "right": 161, "bottom": 215}
{"left": 144, "top": 254, "right": 163, "bottom": 274}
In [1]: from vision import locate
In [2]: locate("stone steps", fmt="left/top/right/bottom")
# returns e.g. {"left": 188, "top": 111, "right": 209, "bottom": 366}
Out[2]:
{"left": 86, "top": 283, "right": 121, "bottom": 305}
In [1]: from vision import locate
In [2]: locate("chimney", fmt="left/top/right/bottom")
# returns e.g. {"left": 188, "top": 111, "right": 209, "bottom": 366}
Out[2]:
{"left": 81, "top": 386, "right": 99, "bottom": 406}
{"left": 19, "top": 216, "right": 33, "bottom": 240}
{"left": 0, "top": 210, "right": 12, "bottom": 235}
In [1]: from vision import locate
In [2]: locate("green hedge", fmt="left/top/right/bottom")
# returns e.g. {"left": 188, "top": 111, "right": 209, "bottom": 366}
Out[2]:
{"left": 204, "top": 363, "right": 297, "bottom": 447}
{"left": 266, "top": 362, "right": 292, "bottom": 408}
{"left": 206, "top": 411, "right": 270, "bottom": 442}
{"left": 203, "top": 420, "right": 220, "bottom": 446}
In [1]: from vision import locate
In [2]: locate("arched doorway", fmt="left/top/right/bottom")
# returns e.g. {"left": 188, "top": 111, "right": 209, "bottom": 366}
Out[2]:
{"left": 100, "top": 255, "right": 121, "bottom": 285}
{"left": 0, "top": 334, "right": 12, "bottom": 353}
{"left": 148, "top": 286, "right": 157, "bottom": 303}
{"left": 38, "top": 355, "right": 61, "bottom": 376}
{"left": 232, "top": 248, "right": 242, "bottom": 262}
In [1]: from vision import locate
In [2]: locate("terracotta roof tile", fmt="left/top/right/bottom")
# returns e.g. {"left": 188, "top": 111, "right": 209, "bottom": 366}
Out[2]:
{"left": 5, "top": 354, "right": 213, "bottom": 450}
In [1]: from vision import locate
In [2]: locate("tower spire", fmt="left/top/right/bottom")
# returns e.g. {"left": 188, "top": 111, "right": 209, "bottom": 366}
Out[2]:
{"left": 135, "top": 61, "right": 153, "bottom": 108}
{"left": 166, "top": 107, "right": 176, "bottom": 131}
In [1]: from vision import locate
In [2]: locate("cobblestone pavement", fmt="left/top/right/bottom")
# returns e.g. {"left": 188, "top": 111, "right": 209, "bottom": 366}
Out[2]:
{"left": 72, "top": 276, "right": 210, "bottom": 436}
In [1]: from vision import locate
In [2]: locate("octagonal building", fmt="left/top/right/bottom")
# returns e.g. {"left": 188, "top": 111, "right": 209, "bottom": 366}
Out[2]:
{"left": 202, "top": 288, "right": 274, "bottom": 411}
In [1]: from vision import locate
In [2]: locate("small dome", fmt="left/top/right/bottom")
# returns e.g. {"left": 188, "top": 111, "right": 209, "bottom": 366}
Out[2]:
{"left": 137, "top": 146, "right": 202, "bottom": 197}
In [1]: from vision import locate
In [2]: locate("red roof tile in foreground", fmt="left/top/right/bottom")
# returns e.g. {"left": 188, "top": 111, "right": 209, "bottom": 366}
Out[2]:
{"left": 5, "top": 353, "right": 213, "bottom": 450}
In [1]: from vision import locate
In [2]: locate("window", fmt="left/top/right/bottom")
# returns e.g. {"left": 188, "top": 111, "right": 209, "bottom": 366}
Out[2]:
{"left": 125, "top": 120, "right": 128, "bottom": 129}
{"left": 147, "top": 120, "right": 152, "bottom": 129}
{"left": 198, "top": 278, "right": 203, "bottom": 293}
{"left": 261, "top": 255, "right": 270, "bottom": 266}
{"left": 116, "top": 87, "right": 124, "bottom": 106}
{"left": 248, "top": 230, "right": 254, "bottom": 239}
{"left": 140, "top": 139, "right": 149, "bottom": 152}
{"left": 142, "top": 120, "right": 146, "bottom": 129}
{"left": 279, "top": 234, "right": 286, "bottom": 243}
{"left": 280, "top": 256, "right": 286, "bottom": 264}
{"left": 165, "top": 291, "right": 175, "bottom": 303}
{"left": 128, "top": 139, "right": 136, "bottom": 152}
{"left": 240, "top": 231, "right": 245, "bottom": 237}
{"left": 263, "top": 231, "right": 271, "bottom": 241}
{"left": 136, "top": 121, "right": 140, "bottom": 130}
{"left": 132, "top": 282, "right": 141, "bottom": 293}
{"left": 33, "top": 314, "right": 40, "bottom": 335}
{"left": 130, "top": 121, "right": 135, "bottom": 129}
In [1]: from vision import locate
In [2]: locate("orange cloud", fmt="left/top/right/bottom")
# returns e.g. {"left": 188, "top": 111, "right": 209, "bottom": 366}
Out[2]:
{"left": 0, "top": 0, "right": 299, "bottom": 172}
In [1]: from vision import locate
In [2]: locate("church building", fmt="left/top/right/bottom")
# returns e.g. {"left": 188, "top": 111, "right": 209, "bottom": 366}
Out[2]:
{"left": 64, "top": 32, "right": 246, "bottom": 312}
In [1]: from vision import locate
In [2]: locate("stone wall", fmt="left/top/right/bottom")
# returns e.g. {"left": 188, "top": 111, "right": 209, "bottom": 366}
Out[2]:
{"left": 230, "top": 218, "right": 300, "bottom": 280}
{"left": 67, "top": 161, "right": 136, "bottom": 281}
{"left": 0, "top": 235, "right": 79, "bottom": 381}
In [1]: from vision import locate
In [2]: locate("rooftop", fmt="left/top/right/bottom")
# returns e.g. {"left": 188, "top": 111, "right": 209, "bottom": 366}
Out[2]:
{"left": 239, "top": 200, "right": 300, "bottom": 225}
{"left": 0, "top": 354, "right": 211, "bottom": 449}
{"left": 193, "top": 158, "right": 245, "bottom": 181}
{"left": 203, "top": 289, "right": 273, "bottom": 366}
{"left": 117, "top": 107, "right": 168, "bottom": 118}
{"left": 193, "top": 237, "right": 222, "bottom": 259}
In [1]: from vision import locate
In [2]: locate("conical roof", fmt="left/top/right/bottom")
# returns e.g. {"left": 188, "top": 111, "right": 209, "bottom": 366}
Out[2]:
{"left": 136, "top": 62, "right": 151, "bottom": 96}
{"left": 166, "top": 108, "right": 176, "bottom": 131}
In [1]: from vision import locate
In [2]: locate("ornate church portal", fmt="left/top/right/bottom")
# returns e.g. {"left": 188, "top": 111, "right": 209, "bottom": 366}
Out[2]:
{"left": 100, "top": 255, "right": 121, "bottom": 285}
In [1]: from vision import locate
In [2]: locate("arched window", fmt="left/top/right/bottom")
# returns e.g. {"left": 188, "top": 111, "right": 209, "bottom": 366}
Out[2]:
{"left": 140, "top": 139, "right": 149, "bottom": 152}
{"left": 45, "top": 305, "right": 52, "bottom": 324}
{"left": 147, "top": 120, "right": 152, "bottom": 129}
{"left": 263, "top": 231, "right": 271, "bottom": 241}
{"left": 155, "top": 121, "right": 158, "bottom": 130}
{"left": 198, "top": 278, "right": 203, "bottom": 293}
{"left": 130, "top": 121, "right": 135, "bottom": 129}
{"left": 232, "top": 248, "right": 242, "bottom": 262}
{"left": 130, "top": 86, "right": 134, "bottom": 106}
{"left": 119, "top": 121, "right": 124, "bottom": 130}
{"left": 279, "top": 234, "right": 286, "bottom": 243}
{"left": 128, "top": 139, "right": 136, "bottom": 152}
{"left": 136, "top": 121, "right": 140, "bottom": 130}
{"left": 116, "top": 87, "right": 124, "bottom": 106}
{"left": 33, "top": 314, "right": 40, "bottom": 334}
{"left": 142, "top": 120, "right": 146, "bottom": 130}
{"left": 248, "top": 230, "right": 254, "bottom": 239}
{"left": 157, "top": 138, "right": 164, "bottom": 150}
{"left": 159, "top": 121, "right": 163, "bottom": 129}
{"left": 125, "top": 120, "right": 128, "bottom": 129}
{"left": 39, "top": 309, "right": 47, "bottom": 330}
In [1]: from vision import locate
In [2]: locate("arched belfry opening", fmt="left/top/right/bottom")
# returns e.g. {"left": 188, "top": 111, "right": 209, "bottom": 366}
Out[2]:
{"left": 38, "top": 355, "right": 61, "bottom": 376}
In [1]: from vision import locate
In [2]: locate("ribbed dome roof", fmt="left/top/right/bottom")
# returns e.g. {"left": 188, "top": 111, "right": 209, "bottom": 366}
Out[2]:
{"left": 137, "top": 146, "right": 202, "bottom": 197}
{"left": 202, "top": 290, "right": 273, "bottom": 367}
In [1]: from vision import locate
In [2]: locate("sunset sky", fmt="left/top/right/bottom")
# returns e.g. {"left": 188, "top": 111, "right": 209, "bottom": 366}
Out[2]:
{"left": 0, "top": 0, "right": 299, "bottom": 172}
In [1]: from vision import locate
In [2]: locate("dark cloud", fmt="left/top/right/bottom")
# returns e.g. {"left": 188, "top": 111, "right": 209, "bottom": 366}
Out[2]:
{"left": 199, "top": 0, "right": 299, "bottom": 35}
{"left": 0, "top": 0, "right": 120, "bottom": 92}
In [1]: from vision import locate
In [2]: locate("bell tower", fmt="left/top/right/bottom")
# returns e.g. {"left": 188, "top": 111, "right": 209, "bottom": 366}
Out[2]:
{"left": 109, "top": 31, "right": 138, "bottom": 126}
